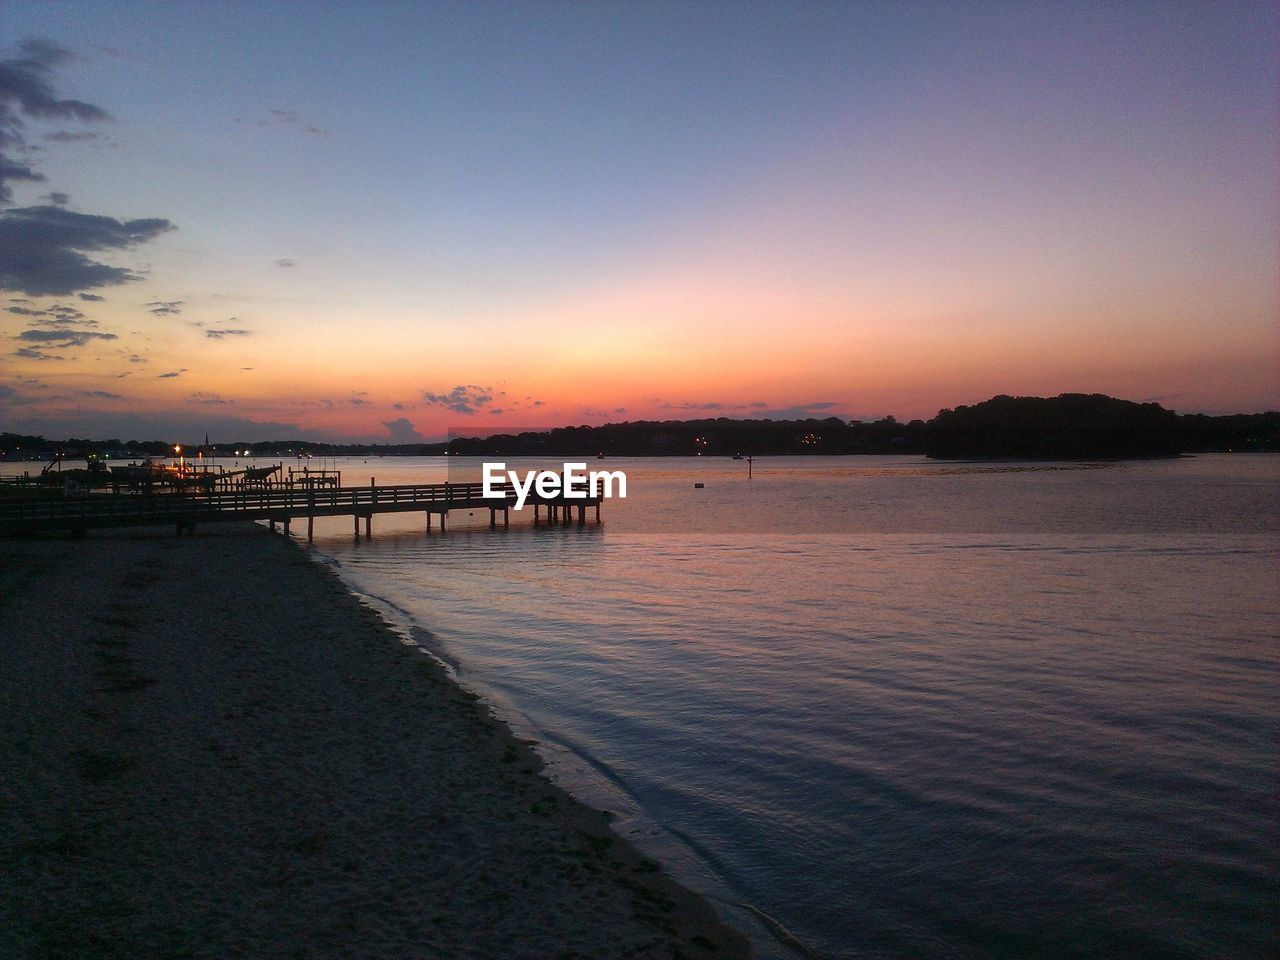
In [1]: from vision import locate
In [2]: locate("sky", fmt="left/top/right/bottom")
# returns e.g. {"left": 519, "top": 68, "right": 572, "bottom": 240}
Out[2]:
{"left": 0, "top": 0, "right": 1276, "bottom": 443}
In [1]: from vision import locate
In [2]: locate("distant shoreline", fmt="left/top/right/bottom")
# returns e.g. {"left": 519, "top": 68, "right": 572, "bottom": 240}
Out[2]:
{"left": 5, "top": 394, "right": 1278, "bottom": 461}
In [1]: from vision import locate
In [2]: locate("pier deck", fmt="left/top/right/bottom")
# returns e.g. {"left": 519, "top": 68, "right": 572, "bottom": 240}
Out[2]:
{"left": 0, "top": 481, "right": 601, "bottom": 538}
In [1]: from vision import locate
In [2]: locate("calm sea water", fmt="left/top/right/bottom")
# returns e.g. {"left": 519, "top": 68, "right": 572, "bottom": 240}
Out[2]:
{"left": 15, "top": 455, "right": 1273, "bottom": 957}
{"left": 301, "top": 454, "right": 1277, "bottom": 959}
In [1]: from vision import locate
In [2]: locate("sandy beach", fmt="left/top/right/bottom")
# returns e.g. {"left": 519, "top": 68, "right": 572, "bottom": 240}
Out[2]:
{"left": 0, "top": 522, "right": 749, "bottom": 959}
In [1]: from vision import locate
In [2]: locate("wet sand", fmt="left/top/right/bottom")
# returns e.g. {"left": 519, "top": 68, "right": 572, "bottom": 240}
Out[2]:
{"left": 0, "top": 523, "right": 749, "bottom": 959}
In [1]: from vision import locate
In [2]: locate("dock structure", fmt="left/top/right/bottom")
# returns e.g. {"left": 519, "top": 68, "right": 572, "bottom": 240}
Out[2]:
{"left": 0, "top": 481, "right": 602, "bottom": 540}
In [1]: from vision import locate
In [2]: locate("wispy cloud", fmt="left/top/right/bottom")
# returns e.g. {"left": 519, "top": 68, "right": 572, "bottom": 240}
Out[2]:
{"left": 653, "top": 399, "right": 839, "bottom": 419}
{"left": 190, "top": 391, "right": 233, "bottom": 405}
{"left": 15, "top": 328, "right": 116, "bottom": 347}
{"left": 44, "top": 131, "right": 104, "bottom": 143}
{"left": 5, "top": 303, "right": 92, "bottom": 324}
{"left": 146, "top": 300, "right": 182, "bottom": 316}
{"left": 243, "top": 109, "right": 330, "bottom": 138}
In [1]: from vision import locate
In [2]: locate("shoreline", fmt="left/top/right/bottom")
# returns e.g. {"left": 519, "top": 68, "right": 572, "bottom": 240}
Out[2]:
{"left": 0, "top": 522, "right": 750, "bottom": 958}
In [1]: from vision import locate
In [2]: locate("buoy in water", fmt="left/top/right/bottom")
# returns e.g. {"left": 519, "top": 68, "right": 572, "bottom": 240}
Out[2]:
{"left": 694, "top": 482, "right": 704, "bottom": 488}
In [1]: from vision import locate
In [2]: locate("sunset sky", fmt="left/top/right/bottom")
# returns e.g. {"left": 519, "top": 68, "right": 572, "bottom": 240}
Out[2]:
{"left": 1, "top": 1, "right": 1276, "bottom": 442}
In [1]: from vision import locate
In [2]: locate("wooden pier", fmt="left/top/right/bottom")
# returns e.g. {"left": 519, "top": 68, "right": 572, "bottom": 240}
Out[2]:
{"left": 0, "top": 481, "right": 602, "bottom": 539}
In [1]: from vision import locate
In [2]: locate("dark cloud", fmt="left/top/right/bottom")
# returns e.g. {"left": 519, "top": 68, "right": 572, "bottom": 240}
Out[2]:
{"left": 421, "top": 384, "right": 496, "bottom": 415}
{"left": 77, "top": 389, "right": 122, "bottom": 400}
{"left": 15, "top": 328, "right": 116, "bottom": 347}
{"left": 0, "top": 40, "right": 109, "bottom": 122}
{"left": 0, "top": 205, "right": 176, "bottom": 296}
{"left": 274, "top": 258, "right": 295, "bottom": 268}
{"left": 14, "top": 347, "right": 62, "bottom": 360}
{"left": 0, "top": 40, "right": 101, "bottom": 104}
{"left": 146, "top": 299, "right": 182, "bottom": 316}
{"left": 204, "top": 328, "right": 251, "bottom": 339}
{"left": 41, "top": 191, "right": 70, "bottom": 206}
{"left": 0, "top": 39, "right": 111, "bottom": 201}
{"left": 158, "top": 369, "right": 185, "bottom": 379}
{"left": 0, "top": 154, "right": 44, "bottom": 198}
{"left": 6, "top": 305, "right": 45, "bottom": 316}
{"left": 78, "top": 292, "right": 104, "bottom": 301}
{"left": 0, "top": 41, "right": 173, "bottom": 293}
{"left": 383, "top": 417, "right": 425, "bottom": 443}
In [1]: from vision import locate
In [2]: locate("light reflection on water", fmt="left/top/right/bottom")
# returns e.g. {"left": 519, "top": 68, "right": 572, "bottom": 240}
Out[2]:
{"left": 299, "top": 456, "right": 1277, "bottom": 959}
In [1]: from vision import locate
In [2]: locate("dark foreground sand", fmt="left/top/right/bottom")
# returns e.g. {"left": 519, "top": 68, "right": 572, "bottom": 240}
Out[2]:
{"left": 0, "top": 523, "right": 749, "bottom": 959}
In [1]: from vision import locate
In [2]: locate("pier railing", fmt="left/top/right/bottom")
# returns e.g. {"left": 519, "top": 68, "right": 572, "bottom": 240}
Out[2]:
{"left": 0, "top": 480, "right": 600, "bottom": 536}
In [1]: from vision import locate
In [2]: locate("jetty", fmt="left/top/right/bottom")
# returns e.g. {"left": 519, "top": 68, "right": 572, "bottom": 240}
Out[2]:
{"left": 0, "top": 480, "right": 602, "bottom": 539}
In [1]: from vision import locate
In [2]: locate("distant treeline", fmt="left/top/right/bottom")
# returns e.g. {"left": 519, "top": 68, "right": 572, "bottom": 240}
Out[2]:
{"left": 3, "top": 395, "right": 1278, "bottom": 462}
{"left": 927, "top": 395, "right": 1277, "bottom": 458}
